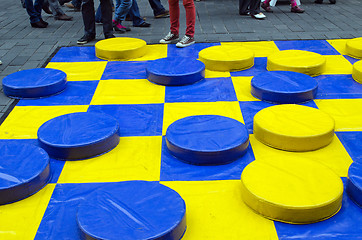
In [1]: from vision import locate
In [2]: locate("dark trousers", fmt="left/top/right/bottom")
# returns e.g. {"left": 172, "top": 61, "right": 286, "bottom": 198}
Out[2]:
{"left": 148, "top": 0, "right": 166, "bottom": 16}
{"left": 81, "top": 0, "right": 113, "bottom": 37}
{"left": 239, "top": 0, "right": 261, "bottom": 15}
{"left": 24, "top": 0, "right": 44, "bottom": 23}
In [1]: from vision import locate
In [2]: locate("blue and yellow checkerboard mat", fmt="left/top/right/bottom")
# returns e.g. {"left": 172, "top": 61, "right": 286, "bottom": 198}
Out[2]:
{"left": 0, "top": 39, "right": 362, "bottom": 240}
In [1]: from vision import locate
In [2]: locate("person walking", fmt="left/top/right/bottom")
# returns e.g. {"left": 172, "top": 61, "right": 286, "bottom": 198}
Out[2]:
{"left": 44, "top": 0, "right": 73, "bottom": 20}
{"left": 24, "top": 0, "right": 48, "bottom": 28}
{"left": 239, "top": 0, "right": 266, "bottom": 19}
{"left": 159, "top": 0, "right": 196, "bottom": 47}
{"left": 77, "top": 0, "right": 115, "bottom": 44}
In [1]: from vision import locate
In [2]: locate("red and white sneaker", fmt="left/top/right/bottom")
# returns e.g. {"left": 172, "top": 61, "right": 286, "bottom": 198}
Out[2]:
{"left": 159, "top": 32, "right": 179, "bottom": 44}
{"left": 176, "top": 35, "right": 195, "bottom": 48}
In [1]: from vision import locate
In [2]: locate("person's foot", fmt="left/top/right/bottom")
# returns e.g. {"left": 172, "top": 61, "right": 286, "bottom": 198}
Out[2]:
{"left": 159, "top": 32, "right": 179, "bottom": 44}
{"left": 40, "top": 19, "right": 48, "bottom": 26}
{"left": 105, "top": 34, "right": 116, "bottom": 39}
{"left": 55, "top": 14, "right": 73, "bottom": 21}
{"left": 314, "top": 0, "right": 323, "bottom": 3}
{"left": 176, "top": 35, "right": 195, "bottom": 48}
{"left": 239, "top": 11, "right": 250, "bottom": 15}
{"left": 251, "top": 12, "right": 266, "bottom": 19}
{"left": 134, "top": 22, "right": 151, "bottom": 27}
{"left": 329, "top": 0, "right": 336, "bottom": 3}
{"left": 291, "top": 5, "right": 305, "bottom": 13}
{"left": 155, "top": 10, "right": 170, "bottom": 18}
{"left": 113, "top": 20, "right": 130, "bottom": 33}
{"left": 65, "top": 2, "right": 81, "bottom": 11}
{"left": 31, "top": 21, "right": 47, "bottom": 28}
{"left": 261, "top": 2, "right": 273, "bottom": 12}
{"left": 42, "top": 5, "right": 52, "bottom": 14}
{"left": 77, "top": 34, "right": 95, "bottom": 45}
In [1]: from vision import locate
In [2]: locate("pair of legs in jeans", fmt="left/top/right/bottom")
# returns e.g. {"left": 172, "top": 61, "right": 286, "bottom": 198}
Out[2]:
{"left": 24, "top": 0, "right": 46, "bottom": 26}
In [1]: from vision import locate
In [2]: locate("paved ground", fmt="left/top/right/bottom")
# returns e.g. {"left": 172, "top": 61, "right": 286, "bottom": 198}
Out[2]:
{"left": 0, "top": 0, "right": 361, "bottom": 121}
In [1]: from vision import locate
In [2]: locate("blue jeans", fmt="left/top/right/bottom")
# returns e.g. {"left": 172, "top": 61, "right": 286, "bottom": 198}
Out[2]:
{"left": 71, "top": 0, "right": 82, "bottom": 8}
{"left": 114, "top": 0, "right": 144, "bottom": 26}
{"left": 148, "top": 0, "right": 166, "bottom": 16}
{"left": 24, "top": 0, "right": 44, "bottom": 23}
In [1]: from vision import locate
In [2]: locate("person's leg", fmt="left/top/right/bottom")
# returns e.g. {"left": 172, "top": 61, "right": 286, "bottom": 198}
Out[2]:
{"left": 100, "top": 0, "right": 114, "bottom": 37}
{"left": 128, "top": 0, "right": 150, "bottom": 27}
{"left": 114, "top": 0, "right": 132, "bottom": 22}
{"left": 148, "top": 0, "right": 166, "bottom": 17}
{"left": 48, "top": 0, "right": 65, "bottom": 16}
{"left": 261, "top": 0, "right": 272, "bottom": 12}
{"left": 290, "top": 0, "right": 304, "bottom": 12}
{"left": 24, "top": 0, "right": 42, "bottom": 23}
{"left": 81, "top": 0, "right": 96, "bottom": 37}
{"left": 168, "top": 0, "right": 179, "bottom": 36}
{"left": 183, "top": 0, "right": 195, "bottom": 37}
{"left": 239, "top": 0, "right": 251, "bottom": 15}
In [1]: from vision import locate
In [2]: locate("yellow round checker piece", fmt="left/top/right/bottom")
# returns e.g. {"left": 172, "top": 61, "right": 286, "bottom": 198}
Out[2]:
{"left": 95, "top": 37, "right": 147, "bottom": 60}
{"left": 198, "top": 45, "right": 254, "bottom": 71}
{"left": 346, "top": 37, "right": 362, "bottom": 59}
{"left": 267, "top": 50, "right": 326, "bottom": 76}
{"left": 240, "top": 158, "right": 344, "bottom": 224}
{"left": 253, "top": 104, "right": 335, "bottom": 151}
{"left": 352, "top": 60, "right": 362, "bottom": 84}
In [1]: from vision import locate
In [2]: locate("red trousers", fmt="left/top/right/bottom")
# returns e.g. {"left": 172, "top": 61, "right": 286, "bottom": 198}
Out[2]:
{"left": 168, "top": 0, "right": 195, "bottom": 37}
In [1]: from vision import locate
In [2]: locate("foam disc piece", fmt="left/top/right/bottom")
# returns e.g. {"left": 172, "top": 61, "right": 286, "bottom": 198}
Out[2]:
{"left": 166, "top": 115, "right": 249, "bottom": 165}
{"left": 346, "top": 37, "right": 362, "bottom": 59}
{"left": 77, "top": 181, "right": 186, "bottom": 240}
{"left": 253, "top": 104, "right": 335, "bottom": 151}
{"left": 267, "top": 50, "right": 326, "bottom": 76}
{"left": 251, "top": 71, "right": 318, "bottom": 104}
{"left": 198, "top": 45, "right": 254, "bottom": 71}
{"left": 240, "top": 158, "right": 344, "bottom": 224}
{"left": 2, "top": 68, "right": 67, "bottom": 99}
{"left": 95, "top": 37, "right": 147, "bottom": 60}
{"left": 37, "top": 112, "right": 120, "bottom": 160}
{"left": 347, "top": 161, "right": 362, "bottom": 207}
{"left": 352, "top": 60, "right": 362, "bottom": 84}
{"left": 0, "top": 143, "right": 50, "bottom": 205}
{"left": 146, "top": 57, "right": 205, "bottom": 86}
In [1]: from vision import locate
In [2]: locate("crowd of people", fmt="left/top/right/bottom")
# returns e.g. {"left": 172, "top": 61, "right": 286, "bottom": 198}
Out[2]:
{"left": 19, "top": 0, "right": 337, "bottom": 49}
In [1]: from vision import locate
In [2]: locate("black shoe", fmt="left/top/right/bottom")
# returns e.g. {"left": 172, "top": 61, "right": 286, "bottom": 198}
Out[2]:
{"left": 105, "top": 34, "right": 115, "bottom": 39}
{"left": 134, "top": 22, "right": 151, "bottom": 27}
{"left": 31, "top": 21, "right": 47, "bottom": 28}
{"left": 77, "top": 34, "right": 95, "bottom": 45}
{"left": 40, "top": 19, "right": 49, "bottom": 26}
{"left": 314, "top": 0, "right": 323, "bottom": 3}
{"left": 329, "top": 0, "right": 336, "bottom": 3}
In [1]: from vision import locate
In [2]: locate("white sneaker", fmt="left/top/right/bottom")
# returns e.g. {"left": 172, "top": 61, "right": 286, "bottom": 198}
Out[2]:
{"left": 176, "top": 35, "right": 195, "bottom": 48}
{"left": 160, "top": 32, "right": 179, "bottom": 44}
{"left": 252, "top": 12, "right": 266, "bottom": 19}
{"left": 0, "top": 60, "right": 2, "bottom": 65}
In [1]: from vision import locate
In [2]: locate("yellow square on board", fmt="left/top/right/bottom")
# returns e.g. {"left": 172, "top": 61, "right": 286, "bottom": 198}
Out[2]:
{"left": 46, "top": 62, "right": 107, "bottom": 81}
{"left": 204, "top": 69, "right": 231, "bottom": 78}
{"left": 327, "top": 39, "right": 349, "bottom": 55}
{"left": 90, "top": 79, "right": 165, "bottom": 105}
{"left": 162, "top": 180, "right": 279, "bottom": 240}
{"left": 163, "top": 101, "right": 244, "bottom": 135}
{"left": 250, "top": 134, "right": 353, "bottom": 177}
{"left": 129, "top": 44, "right": 168, "bottom": 61}
{"left": 0, "top": 184, "right": 55, "bottom": 240}
{"left": 232, "top": 76, "right": 260, "bottom": 101}
{"left": 0, "top": 105, "right": 89, "bottom": 139}
{"left": 315, "top": 99, "right": 362, "bottom": 132}
{"left": 221, "top": 41, "right": 280, "bottom": 57}
{"left": 58, "top": 136, "right": 162, "bottom": 183}
{"left": 322, "top": 55, "right": 353, "bottom": 75}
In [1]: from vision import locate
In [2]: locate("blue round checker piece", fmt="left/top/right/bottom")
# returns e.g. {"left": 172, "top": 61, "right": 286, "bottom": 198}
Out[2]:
{"left": 146, "top": 57, "right": 205, "bottom": 86}
{"left": 347, "top": 161, "right": 362, "bottom": 208}
{"left": 2, "top": 68, "right": 67, "bottom": 99}
{"left": 37, "top": 112, "right": 120, "bottom": 160}
{"left": 76, "top": 181, "right": 186, "bottom": 240}
{"left": 251, "top": 71, "right": 318, "bottom": 104}
{"left": 0, "top": 143, "right": 50, "bottom": 205}
{"left": 166, "top": 115, "right": 249, "bottom": 165}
